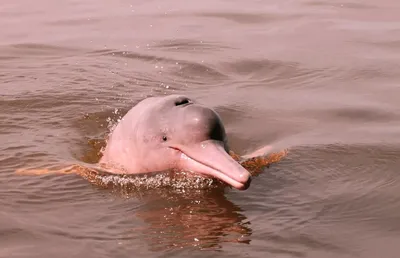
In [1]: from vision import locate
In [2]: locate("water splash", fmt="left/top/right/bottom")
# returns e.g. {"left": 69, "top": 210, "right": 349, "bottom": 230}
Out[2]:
{"left": 83, "top": 168, "right": 225, "bottom": 193}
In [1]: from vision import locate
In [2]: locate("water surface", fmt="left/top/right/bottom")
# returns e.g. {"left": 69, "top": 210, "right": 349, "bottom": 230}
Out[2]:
{"left": 1, "top": 0, "right": 400, "bottom": 257}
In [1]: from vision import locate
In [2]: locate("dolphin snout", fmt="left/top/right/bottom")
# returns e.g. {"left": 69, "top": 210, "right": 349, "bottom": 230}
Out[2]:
{"left": 241, "top": 176, "right": 252, "bottom": 190}
{"left": 174, "top": 140, "right": 253, "bottom": 190}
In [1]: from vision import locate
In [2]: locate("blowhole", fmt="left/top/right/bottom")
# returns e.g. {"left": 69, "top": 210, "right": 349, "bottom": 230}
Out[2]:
{"left": 175, "top": 97, "right": 191, "bottom": 106}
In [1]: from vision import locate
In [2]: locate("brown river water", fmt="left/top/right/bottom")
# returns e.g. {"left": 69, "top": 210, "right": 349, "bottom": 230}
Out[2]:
{"left": 1, "top": 0, "right": 400, "bottom": 257}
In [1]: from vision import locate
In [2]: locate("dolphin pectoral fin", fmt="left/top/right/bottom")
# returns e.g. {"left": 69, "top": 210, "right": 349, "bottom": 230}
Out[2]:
{"left": 15, "top": 164, "right": 81, "bottom": 176}
{"left": 239, "top": 149, "right": 288, "bottom": 176}
{"left": 14, "top": 163, "right": 101, "bottom": 177}
{"left": 174, "top": 140, "right": 252, "bottom": 190}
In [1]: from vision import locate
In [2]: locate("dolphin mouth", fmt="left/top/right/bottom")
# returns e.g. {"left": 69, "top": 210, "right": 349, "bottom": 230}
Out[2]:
{"left": 169, "top": 141, "right": 252, "bottom": 190}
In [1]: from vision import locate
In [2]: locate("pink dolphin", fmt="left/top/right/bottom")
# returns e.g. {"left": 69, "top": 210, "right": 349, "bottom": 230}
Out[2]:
{"left": 99, "top": 95, "right": 252, "bottom": 190}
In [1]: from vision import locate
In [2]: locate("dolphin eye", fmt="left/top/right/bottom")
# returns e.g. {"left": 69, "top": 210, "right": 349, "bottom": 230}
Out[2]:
{"left": 162, "top": 135, "right": 168, "bottom": 142}
{"left": 175, "top": 97, "right": 191, "bottom": 106}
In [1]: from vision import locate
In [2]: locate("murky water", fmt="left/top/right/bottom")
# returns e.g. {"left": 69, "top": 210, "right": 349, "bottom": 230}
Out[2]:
{"left": 1, "top": 0, "right": 400, "bottom": 257}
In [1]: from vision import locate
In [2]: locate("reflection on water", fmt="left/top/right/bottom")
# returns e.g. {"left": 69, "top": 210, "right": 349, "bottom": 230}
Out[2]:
{"left": 132, "top": 188, "right": 251, "bottom": 251}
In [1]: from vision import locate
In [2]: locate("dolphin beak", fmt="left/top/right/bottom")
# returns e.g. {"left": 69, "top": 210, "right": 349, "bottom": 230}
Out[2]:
{"left": 171, "top": 140, "right": 252, "bottom": 190}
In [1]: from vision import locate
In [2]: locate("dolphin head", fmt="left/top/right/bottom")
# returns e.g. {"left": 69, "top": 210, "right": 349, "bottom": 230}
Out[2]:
{"left": 101, "top": 95, "right": 252, "bottom": 190}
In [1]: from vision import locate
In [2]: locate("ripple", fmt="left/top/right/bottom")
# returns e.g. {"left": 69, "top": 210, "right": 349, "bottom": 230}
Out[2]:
{"left": 312, "top": 106, "right": 398, "bottom": 123}
{"left": 91, "top": 49, "right": 168, "bottom": 63}
{"left": 175, "top": 11, "right": 305, "bottom": 24}
{"left": 172, "top": 61, "right": 228, "bottom": 82}
{"left": 218, "top": 58, "right": 340, "bottom": 90}
{"left": 0, "top": 43, "right": 83, "bottom": 60}
{"left": 88, "top": 48, "right": 229, "bottom": 86}
{"left": 151, "top": 39, "right": 234, "bottom": 53}
{"left": 277, "top": 144, "right": 400, "bottom": 226}
{"left": 305, "top": 1, "right": 376, "bottom": 9}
